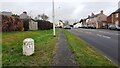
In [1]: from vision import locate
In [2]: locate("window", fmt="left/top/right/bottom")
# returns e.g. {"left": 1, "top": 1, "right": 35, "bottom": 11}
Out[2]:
{"left": 116, "top": 13, "right": 119, "bottom": 18}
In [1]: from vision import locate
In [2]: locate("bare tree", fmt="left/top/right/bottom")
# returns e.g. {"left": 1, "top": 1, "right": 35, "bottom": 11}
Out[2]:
{"left": 41, "top": 13, "right": 49, "bottom": 21}
{"left": 34, "top": 17, "right": 38, "bottom": 20}
{"left": 64, "top": 20, "right": 69, "bottom": 26}
{"left": 37, "top": 15, "right": 41, "bottom": 20}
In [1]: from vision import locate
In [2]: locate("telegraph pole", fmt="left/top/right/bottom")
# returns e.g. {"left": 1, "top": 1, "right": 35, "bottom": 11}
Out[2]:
{"left": 52, "top": 0, "right": 56, "bottom": 37}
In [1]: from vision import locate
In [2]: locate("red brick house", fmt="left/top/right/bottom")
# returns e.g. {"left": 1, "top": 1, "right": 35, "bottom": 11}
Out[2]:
{"left": 107, "top": 8, "right": 120, "bottom": 26}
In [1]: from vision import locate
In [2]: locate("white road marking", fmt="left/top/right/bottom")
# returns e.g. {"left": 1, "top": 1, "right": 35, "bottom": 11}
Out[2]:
{"left": 116, "top": 34, "right": 120, "bottom": 35}
{"left": 97, "top": 34, "right": 102, "bottom": 37}
{"left": 85, "top": 32, "right": 92, "bottom": 34}
{"left": 97, "top": 34, "right": 111, "bottom": 39}
{"left": 79, "top": 28, "right": 119, "bottom": 36}
{"left": 102, "top": 35, "right": 111, "bottom": 39}
{"left": 91, "top": 29, "right": 118, "bottom": 36}
{"left": 103, "top": 32, "right": 109, "bottom": 33}
{"left": 83, "top": 29, "right": 112, "bottom": 39}
{"left": 104, "top": 55, "right": 112, "bottom": 62}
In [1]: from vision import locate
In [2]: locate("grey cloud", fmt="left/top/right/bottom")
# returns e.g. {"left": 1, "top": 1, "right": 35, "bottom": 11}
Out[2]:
{"left": 0, "top": 1, "right": 119, "bottom": 24}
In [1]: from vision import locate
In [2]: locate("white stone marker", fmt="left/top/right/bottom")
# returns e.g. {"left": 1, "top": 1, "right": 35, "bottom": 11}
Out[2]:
{"left": 23, "top": 38, "right": 34, "bottom": 56}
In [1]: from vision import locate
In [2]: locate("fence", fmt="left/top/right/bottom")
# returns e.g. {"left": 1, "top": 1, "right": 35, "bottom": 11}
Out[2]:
{"left": 36, "top": 20, "right": 53, "bottom": 30}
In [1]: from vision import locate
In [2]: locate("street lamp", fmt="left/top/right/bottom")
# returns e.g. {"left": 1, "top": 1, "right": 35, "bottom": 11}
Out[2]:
{"left": 52, "top": 0, "right": 56, "bottom": 37}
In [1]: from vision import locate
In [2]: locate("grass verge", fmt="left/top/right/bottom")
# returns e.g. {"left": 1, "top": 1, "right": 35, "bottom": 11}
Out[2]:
{"left": 63, "top": 29, "right": 117, "bottom": 66}
{"left": 2, "top": 29, "right": 59, "bottom": 66}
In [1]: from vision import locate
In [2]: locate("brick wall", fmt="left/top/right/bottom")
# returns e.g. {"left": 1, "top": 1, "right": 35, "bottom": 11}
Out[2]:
{"left": 107, "top": 13, "right": 120, "bottom": 25}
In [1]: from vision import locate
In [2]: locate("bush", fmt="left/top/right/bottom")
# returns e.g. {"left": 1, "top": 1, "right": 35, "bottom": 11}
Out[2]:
{"left": 1, "top": 15, "right": 24, "bottom": 32}
{"left": 37, "top": 20, "right": 53, "bottom": 30}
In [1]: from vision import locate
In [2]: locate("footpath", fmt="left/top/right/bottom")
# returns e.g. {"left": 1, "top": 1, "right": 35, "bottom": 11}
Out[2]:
{"left": 52, "top": 30, "right": 77, "bottom": 66}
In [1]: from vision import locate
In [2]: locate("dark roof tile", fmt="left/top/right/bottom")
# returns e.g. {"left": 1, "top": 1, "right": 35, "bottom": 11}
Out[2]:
{"left": 113, "top": 8, "right": 120, "bottom": 13}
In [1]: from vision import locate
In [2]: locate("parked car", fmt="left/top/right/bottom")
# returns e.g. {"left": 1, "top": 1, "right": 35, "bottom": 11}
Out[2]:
{"left": 84, "top": 24, "right": 88, "bottom": 28}
{"left": 88, "top": 25, "right": 96, "bottom": 29}
{"left": 108, "top": 25, "right": 120, "bottom": 30}
{"left": 73, "top": 23, "right": 84, "bottom": 28}
{"left": 78, "top": 25, "right": 85, "bottom": 28}
{"left": 64, "top": 25, "right": 72, "bottom": 29}
{"left": 116, "top": 25, "right": 120, "bottom": 30}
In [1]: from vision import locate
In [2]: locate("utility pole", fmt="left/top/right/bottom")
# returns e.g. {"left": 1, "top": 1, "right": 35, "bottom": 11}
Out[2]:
{"left": 52, "top": 0, "right": 56, "bottom": 37}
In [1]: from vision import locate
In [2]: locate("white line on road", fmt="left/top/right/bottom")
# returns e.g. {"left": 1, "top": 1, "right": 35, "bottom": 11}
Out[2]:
{"left": 116, "top": 34, "right": 120, "bottom": 35}
{"left": 97, "top": 34, "right": 102, "bottom": 37}
{"left": 85, "top": 32, "right": 92, "bottom": 34}
{"left": 103, "top": 32, "right": 110, "bottom": 34}
{"left": 102, "top": 35, "right": 111, "bottom": 39}
{"left": 97, "top": 34, "right": 111, "bottom": 39}
{"left": 104, "top": 55, "right": 112, "bottom": 62}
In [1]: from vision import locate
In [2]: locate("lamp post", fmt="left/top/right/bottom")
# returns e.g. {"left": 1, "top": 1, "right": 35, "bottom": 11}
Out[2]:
{"left": 52, "top": 0, "right": 56, "bottom": 36}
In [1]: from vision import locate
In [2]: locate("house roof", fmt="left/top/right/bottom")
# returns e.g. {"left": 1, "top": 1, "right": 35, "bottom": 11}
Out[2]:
{"left": 20, "top": 13, "right": 30, "bottom": 19}
{"left": 113, "top": 8, "right": 120, "bottom": 13}
{"left": 87, "top": 14, "right": 99, "bottom": 19}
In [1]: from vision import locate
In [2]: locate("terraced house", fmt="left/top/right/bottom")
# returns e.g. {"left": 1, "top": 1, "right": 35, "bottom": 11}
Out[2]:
{"left": 86, "top": 10, "right": 107, "bottom": 29}
{"left": 107, "top": 8, "right": 120, "bottom": 26}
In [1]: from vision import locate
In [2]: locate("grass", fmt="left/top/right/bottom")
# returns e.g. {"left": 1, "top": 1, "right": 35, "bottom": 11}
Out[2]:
{"left": 0, "top": 32, "right": 2, "bottom": 67}
{"left": 63, "top": 29, "right": 117, "bottom": 66}
{"left": 2, "top": 29, "right": 59, "bottom": 66}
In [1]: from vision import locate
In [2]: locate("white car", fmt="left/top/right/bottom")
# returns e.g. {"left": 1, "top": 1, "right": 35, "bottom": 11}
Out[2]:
{"left": 64, "top": 25, "right": 72, "bottom": 29}
{"left": 108, "top": 25, "right": 120, "bottom": 30}
{"left": 88, "top": 25, "right": 96, "bottom": 29}
{"left": 73, "top": 23, "right": 84, "bottom": 28}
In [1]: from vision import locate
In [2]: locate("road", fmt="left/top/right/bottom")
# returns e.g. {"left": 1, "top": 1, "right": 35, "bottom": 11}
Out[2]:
{"left": 68, "top": 28, "right": 120, "bottom": 65}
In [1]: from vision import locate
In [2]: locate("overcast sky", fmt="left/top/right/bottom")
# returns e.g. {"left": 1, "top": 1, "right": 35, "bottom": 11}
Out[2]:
{"left": 0, "top": 0, "right": 119, "bottom": 24}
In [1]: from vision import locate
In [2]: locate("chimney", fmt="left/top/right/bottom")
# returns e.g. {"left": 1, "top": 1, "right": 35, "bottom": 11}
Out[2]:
{"left": 91, "top": 13, "right": 94, "bottom": 16}
{"left": 88, "top": 15, "right": 90, "bottom": 18}
{"left": 100, "top": 10, "right": 103, "bottom": 14}
{"left": 23, "top": 11, "right": 27, "bottom": 14}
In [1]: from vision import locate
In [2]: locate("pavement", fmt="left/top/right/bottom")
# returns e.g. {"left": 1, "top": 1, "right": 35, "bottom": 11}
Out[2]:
{"left": 68, "top": 28, "right": 120, "bottom": 65}
{"left": 52, "top": 30, "right": 77, "bottom": 66}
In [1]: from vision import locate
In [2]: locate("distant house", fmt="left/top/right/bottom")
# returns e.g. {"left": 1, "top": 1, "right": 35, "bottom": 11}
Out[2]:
{"left": 107, "top": 8, "right": 120, "bottom": 26}
{"left": 20, "top": 11, "right": 30, "bottom": 31}
{"left": 20, "top": 11, "right": 30, "bottom": 19}
{"left": 1, "top": 11, "right": 12, "bottom": 16}
{"left": 86, "top": 10, "right": 107, "bottom": 28}
{"left": 29, "top": 19, "right": 38, "bottom": 30}
{"left": 56, "top": 20, "right": 64, "bottom": 28}
{"left": 80, "top": 19, "right": 87, "bottom": 25}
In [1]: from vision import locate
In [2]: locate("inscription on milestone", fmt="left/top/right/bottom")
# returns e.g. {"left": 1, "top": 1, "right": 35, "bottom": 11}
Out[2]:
{"left": 23, "top": 38, "right": 34, "bottom": 56}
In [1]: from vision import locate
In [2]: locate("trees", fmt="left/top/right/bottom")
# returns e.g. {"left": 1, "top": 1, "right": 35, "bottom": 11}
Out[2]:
{"left": 64, "top": 20, "right": 69, "bottom": 26}
{"left": 37, "top": 15, "right": 41, "bottom": 20}
{"left": 41, "top": 13, "right": 49, "bottom": 21}
{"left": 36, "top": 13, "right": 49, "bottom": 21}
{"left": 12, "top": 14, "right": 19, "bottom": 18}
